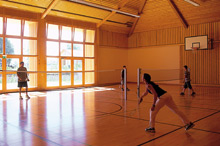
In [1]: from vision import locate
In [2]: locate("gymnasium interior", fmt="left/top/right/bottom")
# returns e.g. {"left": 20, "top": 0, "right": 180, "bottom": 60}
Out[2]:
{"left": 0, "top": 0, "right": 220, "bottom": 145}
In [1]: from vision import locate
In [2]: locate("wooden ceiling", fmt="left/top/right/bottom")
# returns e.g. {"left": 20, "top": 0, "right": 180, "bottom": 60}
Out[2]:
{"left": 0, "top": 0, "right": 220, "bottom": 34}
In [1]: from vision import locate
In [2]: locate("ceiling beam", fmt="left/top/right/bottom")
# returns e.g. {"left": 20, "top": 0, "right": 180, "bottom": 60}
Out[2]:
{"left": 128, "top": 0, "right": 147, "bottom": 37}
{"left": 97, "top": 0, "right": 130, "bottom": 28}
{"left": 41, "top": 0, "right": 60, "bottom": 19}
{"left": 167, "top": 0, "right": 188, "bottom": 28}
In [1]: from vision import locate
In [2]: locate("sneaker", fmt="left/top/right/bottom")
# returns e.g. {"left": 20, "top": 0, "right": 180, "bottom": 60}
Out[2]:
{"left": 121, "top": 88, "right": 124, "bottom": 91}
{"left": 191, "top": 92, "right": 196, "bottom": 96}
{"left": 180, "top": 92, "right": 185, "bottom": 95}
{"left": 145, "top": 127, "right": 155, "bottom": 133}
{"left": 19, "top": 96, "right": 23, "bottom": 100}
{"left": 185, "top": 122, "right": 195, "bottom": 130}
{"left": 26, "top": 95, "right": 30, "bottom": 99}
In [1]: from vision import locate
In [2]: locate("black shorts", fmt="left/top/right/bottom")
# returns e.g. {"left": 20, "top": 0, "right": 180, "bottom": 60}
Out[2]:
{"left": 184, "top": 81, "right": 192, "bottom": 89}
{"left": 18, "top": 81, "right": 27, "bottom": 87}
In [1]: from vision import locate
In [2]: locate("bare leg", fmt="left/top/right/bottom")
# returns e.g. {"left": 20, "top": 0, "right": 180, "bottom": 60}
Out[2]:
{"left": 149, "top": 98, "right": 166, "bottom": 128}
{"left": 19, "top": 87, "right": 22, "bottom": 99}
{"left": 26, "top": 86, "right": 28, "bottom": 96}
{"left": 181, "top": 88, "right": 186, "bottom": 93}
{"left": 166, "top": 95, "right": 190, "bottom": 125}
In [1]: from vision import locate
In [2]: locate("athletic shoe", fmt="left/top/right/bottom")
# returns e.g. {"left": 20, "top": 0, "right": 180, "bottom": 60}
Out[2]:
{"left": 145, "top": 127, "right": 155, "bottom": 133}
{"left": 180, "top": 92, "right": 185, "bottom": 95}
{"left": 191, "top": 92, "right": 196, "bottom": 96}
{"left": 185, "top": 122, "right": 195, "bottom": 130}
{"left": 26, "top": 95, "right": 30, "bottom": 99}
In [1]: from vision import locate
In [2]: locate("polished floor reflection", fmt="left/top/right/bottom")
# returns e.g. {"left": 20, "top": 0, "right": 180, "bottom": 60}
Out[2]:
{"left": 0, "top": 84, "right": 220, "bottom": 146}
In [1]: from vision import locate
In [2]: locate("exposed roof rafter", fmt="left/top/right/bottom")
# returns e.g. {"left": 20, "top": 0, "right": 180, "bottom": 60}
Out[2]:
{"left": 97, "top": 0, "right": 130, "bottom": 28}
{"left": 128, "top": 0, "right": 147, "bottom": 37}
{"left": 41, "top": 0, "right": 60, "bottom": 19}
{"left": 167, "top": 0, "right": 188, "bottom": 28}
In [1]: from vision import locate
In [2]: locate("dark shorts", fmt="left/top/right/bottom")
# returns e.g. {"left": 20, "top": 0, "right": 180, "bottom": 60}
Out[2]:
{"left": 18, "top": 81, "right": 27, "bottom": 87}
{"left": 184, "top": 81, "right": 192, "bottom": 89}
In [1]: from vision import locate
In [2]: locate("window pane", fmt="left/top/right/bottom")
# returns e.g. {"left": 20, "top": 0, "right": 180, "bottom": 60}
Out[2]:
{"left": 74, "top": 28, "right": 83, "bottom": 42}
{"left": 86, "top": 30, "right": 95, "bottom": 43}
{"left": 0, "top": 74, "right": 2, "bottom": 90}
{"left": 7, "top": 74, "right": 18, "bottom": 89}
{"left": 6, "top": 38, "right": 21, "bottom": 55}
{"left": 85, "top": 59, "right": 94, "bottom": 71}
{"left": 47, "top": 73, "right": 59, "bottom": 87}
{"left": 0, "top": 17, "right": 3, "bottom": 34}
{"left": 0, "top": 37, "right": 2, "bottom": 54}
{"left": 61, "top": 26, "right": 71, "bottom": 41}
{"left": 74, "top": 72, "right": 82, "bottom": 85}
{"left": 28, "top": 73, "right": 37, "bottom": 88}
{"left": 73, "top": 44, "right": 83, "bottom": 57}
{"left": 24, "top": 21, "right": 37, "bottom": 37}
{"left": 23, "top": 39, "right": 37, "bottom": 55}
{"left": 0, "top": 58, "right": 2, "bottom": 70}
{"left": 47, "top": 58, "right": 59, "bottom": 71}
{"left": 85, "top": 72, "right": 94, "bottom": 84}
{"left": 62, "top": 59, "right": 71, "bottom": 71}
{"left": 85, "top": 45, "right": 94, "bottom": 57}
{"left": 6, "top": 18, "right": 21, "bottom": 36}
{"left": 47, "top": 24, "right": 59, "bottom": 39}
{"left": 6, "top": 58, "right": 19, "bottom": 71}
{"left": 62, "top": 73, "right": 71, "bottom": 86}
{"left": 74, "top": 60, "right": 82, "bottom": 71}
{"left": 47, "top": 41, "right": 59, "bottom": 56}
{"left": 23, "top": 57, "right": 37, "bottom": 71}
{"left": 61, "top": 42, "right": 71, "bottom": 56}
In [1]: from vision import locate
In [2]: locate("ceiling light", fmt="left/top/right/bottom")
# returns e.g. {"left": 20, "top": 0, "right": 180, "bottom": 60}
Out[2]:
{"left": 184, "top": 0, "right": 200, "bottom": 7}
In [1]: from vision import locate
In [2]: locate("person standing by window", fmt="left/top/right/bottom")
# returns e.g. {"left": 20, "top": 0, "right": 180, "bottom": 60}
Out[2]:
{"left": 17, "top": 62, "right": 30, "bottom": 99}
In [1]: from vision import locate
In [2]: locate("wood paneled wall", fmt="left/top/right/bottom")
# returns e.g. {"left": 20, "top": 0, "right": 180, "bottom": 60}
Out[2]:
{"left": 128, "top": 21, "right": 220, "bottom": 85}
{"left": 99, "top": 30, "right": 128, "bottom": 48}
{"left": 128, "top": 22, "right": 220, "bottom": 48}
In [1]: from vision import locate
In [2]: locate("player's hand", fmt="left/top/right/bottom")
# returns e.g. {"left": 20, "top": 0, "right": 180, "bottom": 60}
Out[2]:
{"left": 138, "top": 97, "right": 143, "bottom": 104}
{"left": 151, "top": 105, "right": 155, "bottom": 111}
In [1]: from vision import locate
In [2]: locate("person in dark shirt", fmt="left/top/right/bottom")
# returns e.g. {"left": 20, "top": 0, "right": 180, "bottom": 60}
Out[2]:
{"left": 17, "top": 62, "right": 30, "bottom": 99}
{"left": 121, "top": 66, "right": 129, "bottom": 91}
{"left": 139, "top": 73, "right": 194, "bottom": 133}
{"left": 180, "top": 65, "right": 195, "bottom": 96}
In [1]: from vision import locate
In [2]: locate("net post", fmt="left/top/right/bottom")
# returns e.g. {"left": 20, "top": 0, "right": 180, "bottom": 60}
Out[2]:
{"left": 137, "top": 68, "right": 141, "bottom": 98}
{"left": 124, "top": 68, "right": 127, "bottom": 100}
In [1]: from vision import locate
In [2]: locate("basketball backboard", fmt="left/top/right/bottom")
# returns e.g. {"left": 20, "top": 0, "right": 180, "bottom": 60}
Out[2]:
{"left": 185, "top": 35, "right": 208, "bottom": 50}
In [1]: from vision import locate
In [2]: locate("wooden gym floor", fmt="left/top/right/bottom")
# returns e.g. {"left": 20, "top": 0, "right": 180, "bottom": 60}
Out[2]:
{"left": 0, "top": 84, "right": 220, "bottom": 146}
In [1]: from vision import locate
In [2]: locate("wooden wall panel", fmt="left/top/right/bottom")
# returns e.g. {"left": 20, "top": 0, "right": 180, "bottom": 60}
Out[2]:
{"left": 99, "top": 30, "right": 127, "bottom": 48}
{"left": 129, "top": 21, "right": 220, "bottom": 85}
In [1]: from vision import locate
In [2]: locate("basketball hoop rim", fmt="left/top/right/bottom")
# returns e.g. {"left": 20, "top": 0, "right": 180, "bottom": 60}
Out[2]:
{"left": 191, "top": 47, "right": 199, "bottom": 50}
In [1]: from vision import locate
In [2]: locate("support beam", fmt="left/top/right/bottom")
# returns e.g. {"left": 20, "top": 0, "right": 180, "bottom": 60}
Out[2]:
{"left": 97, "top": 0, "right": 130, "bottom": 28}
{"left": 128, "top": 0, "right": 147, "bottom": 37}
{"left": 167, "top": 0, "right": 188, "bottom": 28}
{"left": 41, "top": 0, "right": 60, "bottom": 19}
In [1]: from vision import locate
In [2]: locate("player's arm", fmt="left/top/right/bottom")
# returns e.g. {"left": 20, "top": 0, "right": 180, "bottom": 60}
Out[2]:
{"left": 139, "top": 88, "right": 149, "bottom": 104}
{"left": 25, "top": 68, "right": 29, "bottom": 81}
{"left": 148, "top": 84, "right": 158, "bottom": 111}
{"left": 17, "top": 69, "right": 21, "bottom": 81}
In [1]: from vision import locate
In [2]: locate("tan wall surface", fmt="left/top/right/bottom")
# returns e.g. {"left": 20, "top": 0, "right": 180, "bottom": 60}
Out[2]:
{"left": 127, "top": 45, "right": 180, "bottom": 82}
{"left": 96, "top": 46, "right": 127, "bottom": 85}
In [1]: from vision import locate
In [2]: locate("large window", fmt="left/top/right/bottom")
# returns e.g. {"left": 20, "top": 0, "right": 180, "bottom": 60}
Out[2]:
{"left": 0, "top": 17, "right": 38, "bottom": 90}
{"left": 46, "top": 23, "right": 95, "bottom": 87}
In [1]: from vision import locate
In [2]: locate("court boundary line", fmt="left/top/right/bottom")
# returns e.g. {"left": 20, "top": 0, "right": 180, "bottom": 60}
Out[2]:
{"left": 137, "top": 110, "right": 220, "bottom": 146}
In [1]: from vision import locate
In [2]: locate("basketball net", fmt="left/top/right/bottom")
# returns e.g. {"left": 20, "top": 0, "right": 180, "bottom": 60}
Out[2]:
{"left": 191, "top": 47, "right": 199, "bottom": 54}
